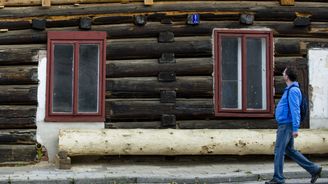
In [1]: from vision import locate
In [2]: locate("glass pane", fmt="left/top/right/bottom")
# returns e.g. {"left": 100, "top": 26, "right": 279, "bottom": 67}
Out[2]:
{"left": 246, "top": 37, "right": 267, "bottom": 110}
{"left": 220, "top": 37, "right": 242, "bottom": 109}
{"left": 52, "top": 44, "right": 74, "bottom": 113}
{"left": 78, "top": 44, "right": 99, "bottom": 113}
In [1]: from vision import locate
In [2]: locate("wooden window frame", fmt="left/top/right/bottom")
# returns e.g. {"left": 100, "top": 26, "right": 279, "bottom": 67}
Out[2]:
{"left": 214, "top": 29, "right": 274, "bottom": 118}
{"left": 46, "top": 31, "right": 106, "bottom": 122}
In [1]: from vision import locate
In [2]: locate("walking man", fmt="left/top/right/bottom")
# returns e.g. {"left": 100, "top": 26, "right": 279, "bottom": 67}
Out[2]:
{"left": 265, "top": 67, "right": 322, "bottom": 184}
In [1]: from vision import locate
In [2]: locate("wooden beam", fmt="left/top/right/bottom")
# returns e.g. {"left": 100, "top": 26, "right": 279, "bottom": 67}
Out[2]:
{"left": 42, "top": 0, "right": 51, "bottom": 7}
{"left": 280, "top": 0, "right": 294, "bottom": 6}
{"left": 59, "top": 129, "right": 328, "bottom": 156}
{"left": 144, "top": 0, "right": 153, "bottom": 6}
{"left": 0, "top": 0, "right": 4, "bottom": 9}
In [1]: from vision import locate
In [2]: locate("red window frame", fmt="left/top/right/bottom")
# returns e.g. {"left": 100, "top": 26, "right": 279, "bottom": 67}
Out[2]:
{"left": 214, "top": 29, "right": 274, "bottom": 118}
{"left": 46, "top": 31, "right": 106, "bottom": 122}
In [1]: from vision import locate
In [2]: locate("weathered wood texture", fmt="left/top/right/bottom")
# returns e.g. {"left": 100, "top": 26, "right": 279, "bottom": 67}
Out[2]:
{"left": 0, "top": 66, "right": 37, "bottom": 84}
{"left": 2, "top": 21, "right": 328, "bottom": 43}
{"left": 107, "top": 77, "right": 212, "bottom": 98}
{"left": 0, "top": 145, "right": 36, "bottom": 162}
{"left": 0, "top": 45, "right": 41, "bottom": 65}
{"left": 107, "top": 77, "right": 290, "bottom": 98}
{"left": 1, "top": 0, "right": 300, "bottom": 7}
{"left": 0, "top": 85, "right": 37, "bottom": 105}
{"left": 1, "top": 2, "right": 328, "bottom": 22}
{"left": 106, "top": 99, "right": 219, "bottom": 120}
{"left": 58, "top": 129, "right": 328, "bottom": 156}
{"left": 0, "top": 106, "right": 36, "bottom": 129}
{"left": 0, "top": 129, "right": 36, "bottom": 144}
{"left": 1, "top": 37, "right": 327, "bottom": 61}
{"left": 106, "top": 119, "right": 280, "bottom": 129}
{"left": 107, "top": 58, "right": 212, "bottom": 77}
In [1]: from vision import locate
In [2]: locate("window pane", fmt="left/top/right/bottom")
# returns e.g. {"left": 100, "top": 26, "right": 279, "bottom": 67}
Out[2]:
{"left": 246, "top": 37, "right": 267, "bottom": 110}
{"left": 220, "top": 37, "right": 242, "bottom": 109}
{"left": 52, "top": 44, "right": 74, "bottom": 113}
{"left": 78, "top": 44, "right": 99, "bottom": 113}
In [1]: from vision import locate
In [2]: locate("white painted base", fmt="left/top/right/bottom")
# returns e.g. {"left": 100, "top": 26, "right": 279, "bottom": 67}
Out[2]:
{"left": 308, "top": 49, "right": 328, "bottom": 129}
{"left": 36, "top": 51, "right": 104, "bottom": 162}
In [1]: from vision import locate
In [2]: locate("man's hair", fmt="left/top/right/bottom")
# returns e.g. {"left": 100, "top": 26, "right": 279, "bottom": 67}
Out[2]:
{"left": 285, "top": 66, "right": 297, "bottom": 82}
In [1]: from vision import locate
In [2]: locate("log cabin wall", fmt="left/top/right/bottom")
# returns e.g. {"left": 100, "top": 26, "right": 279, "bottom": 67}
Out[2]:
{"left": 0, "top": 0, "right": 328, "bottom": 162}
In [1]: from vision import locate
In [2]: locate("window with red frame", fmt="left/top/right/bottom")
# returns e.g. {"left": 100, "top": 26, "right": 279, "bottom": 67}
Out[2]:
{"left": 213, "top": 30, "right": 274, "bottom": 117}
{"left": 46, "top": 31, "right": 106, "bottom": 122}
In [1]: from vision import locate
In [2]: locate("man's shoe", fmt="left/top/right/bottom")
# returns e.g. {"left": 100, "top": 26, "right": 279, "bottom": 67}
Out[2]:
{"left": 265, "top": 179, "right": 285, "bottom": 184}
{"left": 311, "top": 167, "right": 322, "bottom": 184}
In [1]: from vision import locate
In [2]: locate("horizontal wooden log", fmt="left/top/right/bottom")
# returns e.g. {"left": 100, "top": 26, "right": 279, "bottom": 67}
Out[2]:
{"left": 274, "top": 57, "right": 306, "bottom": 75}
{"left": 107, "top": 77, "right": 212, "bottom": 98}
{"left": 1, "top": 37, "right": 326, "bottom": 63}
{"left": 0, "top": 66, "right": 38, "bottom": 84}
{"left": 2, "top": 21, "right": 328, "bottom": 44}
{"left": 0, "top": 105, "right": 36, "bottom": 129}
{"left": 58, "top": 129, "right": 328, "bottom": 156}
{"left": 106, "top": 98, "right": 287, "bottom": 121}
{"left": 106, "top": 121, "right": 162, "bottom": 129}
{"left": 0, "top": 21, "right": 31, "bottom": 30}
{"left": 0, "top": 0, "right": 289, "bottom": 7}
{"left": 0, "top": 145, "right": 36, "bottom": 162}
{"left": 178, "top": 119, "right": 306, "bottom": 129}
{"left": 106, "top": 119, "right": 279, "bottom": 129}
{"left": 0, "top": 129, "right": 36, "bottom": 144}
{"left": 107, "top": 58, "right": 212, "bottom": 77}
{"left": 108, "top": 37, "right": 211, "bottom": 59}
{"left": 0, "top": 45, "right": 41, "bottom": 65}
{"left": 1, "top": 2, "right": 328, "bottom": 22}
{"left": 4, "top": 0, "right": 328, "bottom": 7}
{"left": 177, "top": 120, "right": 279, "bottom": 129}
{"left": 107, "top": 74, "right": 299, "bottom": 98}
{"left": 0, "top": 85, "right": 37, "bottom": 105}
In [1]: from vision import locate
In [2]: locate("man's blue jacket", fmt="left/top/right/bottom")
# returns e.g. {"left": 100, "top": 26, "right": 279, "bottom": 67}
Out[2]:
{"left": 275, "top": 81, "right": 302, "bottom": 132}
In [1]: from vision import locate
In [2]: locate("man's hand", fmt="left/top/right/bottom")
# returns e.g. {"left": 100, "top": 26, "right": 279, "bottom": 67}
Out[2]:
{"left": 293, "top": 132, "right": 299, "bottom": 138}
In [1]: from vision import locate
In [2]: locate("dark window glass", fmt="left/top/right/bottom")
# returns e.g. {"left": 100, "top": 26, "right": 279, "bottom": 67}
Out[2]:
{"left": 78, "top": 44, "right": 99, "bottom": 113}
{"left": 52, "top": 44, "right": 74, "bottom": 113}
{"left": 221, "top": 37, "right": 241, "bottom": 109}
{"left": 246, "top": 38, "right": 267, "bottom": 110}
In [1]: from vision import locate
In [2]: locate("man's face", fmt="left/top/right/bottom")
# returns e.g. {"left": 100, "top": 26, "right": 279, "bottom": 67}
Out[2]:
{"left": 282, "top": 68, "right": 288, "bottom": 82}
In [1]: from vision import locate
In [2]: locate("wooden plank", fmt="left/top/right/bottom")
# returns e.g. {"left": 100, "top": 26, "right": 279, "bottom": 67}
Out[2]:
{"left": 0, "top": 145, "right": 36, "bottom": 162}
{"left": 0, "top": 85, "right": 37, "bottom": 105}
{"left": 107, "top": 77, "right": 212, "bottom": 98}
{"left": 107, "top": 58, "right": 212, "bottom": 77}
{"left": 280, "top": 0, "right": 294, "bottom": 6}
{"left": 0, "top": 105, "right": 36, "bottom": 129}
{"left": 144, "top": 0, "right": 153, "bottom": 6}
{"left": 0, "top": 129, "right": 36, "bottom": 144}
{"left": 42, "top": 0, "right": 51, "bottom": 7}
{"left": 0, "top": 66, "right": 38, "bottom": 84}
